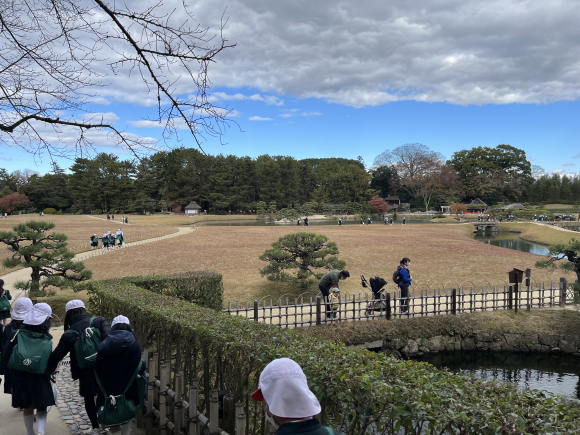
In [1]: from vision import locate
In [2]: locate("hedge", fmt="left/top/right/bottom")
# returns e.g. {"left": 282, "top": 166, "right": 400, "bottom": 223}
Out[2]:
{"left": 103, "top": 270, "right": 224, "bottom": 310}
{"left": 43, "top": 207, "right": 57, "bottom": 214}
{"left": 88, "top": 280, "right": 580, "bottom": 434}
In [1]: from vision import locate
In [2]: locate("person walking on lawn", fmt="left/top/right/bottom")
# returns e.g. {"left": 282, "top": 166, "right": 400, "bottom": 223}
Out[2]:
{"left": 318, "top": 270, "right": 350, "bottom": 318}
{"left": 396, "top": 258, "right": 412, "bottom": 313}
{"left": 0, "top": 279, "right": 12, "bottom": 327}
{"left": 47, "top": 300, "right": 111, "bottom": 435}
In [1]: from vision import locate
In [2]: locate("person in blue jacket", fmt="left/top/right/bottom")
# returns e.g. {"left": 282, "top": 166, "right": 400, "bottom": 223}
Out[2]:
{"left": 396, "top": 258, "right": 412, "bottom": 313}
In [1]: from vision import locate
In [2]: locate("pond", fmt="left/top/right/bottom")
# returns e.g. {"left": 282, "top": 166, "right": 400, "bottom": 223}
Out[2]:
{"left": 471, "top": 232, "right": 550, "bottom": 256}
{"left": 413, "top": 351, "right": 580, "bottom": 399}
{"left": 195, "top": 217, "right": 433, "bottom": 226}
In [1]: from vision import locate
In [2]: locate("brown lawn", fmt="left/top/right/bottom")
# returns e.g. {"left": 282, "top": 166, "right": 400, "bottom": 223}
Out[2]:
{"left": 84, "top": 223, "right": 573, "bottom": 304}
{"left": 0, "top": 215, "right": 177, "bottom": 270}
{"left": 111, "top": 214, "right": 259, "bottom": 226}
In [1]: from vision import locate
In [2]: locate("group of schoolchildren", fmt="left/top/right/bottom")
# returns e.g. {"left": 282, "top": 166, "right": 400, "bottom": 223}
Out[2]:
{"left": 0, "top": 288, "right": 145, "bottom": 435}
{"left": 90, "top": 229, "right": 125, "bottom": 250}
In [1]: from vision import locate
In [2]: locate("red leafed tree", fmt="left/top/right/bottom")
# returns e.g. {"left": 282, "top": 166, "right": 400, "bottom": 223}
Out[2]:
{"left": 368, "top": 197, "right": 391, "bottom": 213}
{"left": 450, "top": 203, "right": 468, "bottom": 215}
{"left": 0, "top": 193, "right": 31, "bottom": 214}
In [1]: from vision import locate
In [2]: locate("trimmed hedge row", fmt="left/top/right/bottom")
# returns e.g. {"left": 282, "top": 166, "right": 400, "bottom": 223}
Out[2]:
{"left": 108, "top": 270, "right": 224, "bottom": 310}
{"left": 89, "top": 280, "right": 580, "bottom": 435}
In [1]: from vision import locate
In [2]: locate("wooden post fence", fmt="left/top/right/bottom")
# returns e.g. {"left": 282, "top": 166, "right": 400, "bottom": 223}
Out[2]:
{"left": 143, "top": 354, "right": 246, "bottom": 435}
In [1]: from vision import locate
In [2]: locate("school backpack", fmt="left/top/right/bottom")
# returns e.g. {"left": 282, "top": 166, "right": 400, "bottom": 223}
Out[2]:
{"left": 66, "top": 318, "right": 102, "bottom": 369}
{"left": 95, "top": 361, "right": 142, "bottom": 427}
{"left": 0, "top": 291, "right": 10, "bottom": 312}
{"left": 392, "top": 269, "right": 401, "bottom": 285}
{"left": 8, "top": 329, "right": 52, "bottom": 375}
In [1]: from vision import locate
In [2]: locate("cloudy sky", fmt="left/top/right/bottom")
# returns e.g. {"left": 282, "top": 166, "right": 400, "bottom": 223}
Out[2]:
{"left": 1, "top": 0, "right": 579, "bottom": 174}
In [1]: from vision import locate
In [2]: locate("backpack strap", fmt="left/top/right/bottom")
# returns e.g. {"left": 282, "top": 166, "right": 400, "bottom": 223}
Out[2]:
{"left": 325, "top": 427, "right": 335, "bottom": 435}
{"left": 94, "top": 361, "right": 142, "bottom": 399}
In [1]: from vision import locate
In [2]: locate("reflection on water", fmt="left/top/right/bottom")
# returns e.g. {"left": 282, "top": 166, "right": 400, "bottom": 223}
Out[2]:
{"left": 198, "top": 218, "right": 431, "bottom": 227}
{"left": 413, "top": 351, "right": 580, "bottom": 398}
{"left": 472, "top": 233, "right": 550, "bottom": 256}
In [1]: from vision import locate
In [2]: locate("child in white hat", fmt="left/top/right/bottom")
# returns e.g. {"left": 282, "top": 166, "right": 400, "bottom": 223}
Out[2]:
{"left": 0, "top": 297, "right": 33, "bottom": 395}
{"left": 2, "top": 302, "right": 54, "bottom": 435}
{"left": 251, "top": 358, "right": 327, "bottom": 435}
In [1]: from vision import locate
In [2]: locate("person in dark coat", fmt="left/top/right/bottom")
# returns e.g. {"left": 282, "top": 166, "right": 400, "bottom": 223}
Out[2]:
{"left": 396, "top": 258, "right": 412, "bottom": 313}
{"left": 0, "top": 278, "right": 13, "bottom": 327}
{"left": 0, "top": 297, "right": 33, "bottom": 395}
{"left": 47, "top": 300, "right": 110, "bottom": 433}
{"left": 2, "top": 303, "right": 54, "bottom": 435}
{"left": 251, "top": 358, "right": 329, "bottom": 435}
{"left": 95, "top": 315, "right": 145, "bottom": 435}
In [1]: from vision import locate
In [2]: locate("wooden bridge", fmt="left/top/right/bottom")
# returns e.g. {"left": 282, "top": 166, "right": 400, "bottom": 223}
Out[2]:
{"left": 472, "top": 223, "right": 500, "bottom": 232}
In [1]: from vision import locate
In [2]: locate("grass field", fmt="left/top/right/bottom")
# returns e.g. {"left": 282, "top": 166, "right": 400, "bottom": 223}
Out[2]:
{"left": 107, "top": 214, "right": 259, "bottom": 226}
{"left": 81, "top": 223, "right": 573, "bottom": 304}
{"left": 543, "top": 204, "right": 580, "bottom": 212}
{"left": 0, "top": 215, "right": 177, "bottom": 272}
{"left": 495, "top": 222, "right": 578, "bottom": 245}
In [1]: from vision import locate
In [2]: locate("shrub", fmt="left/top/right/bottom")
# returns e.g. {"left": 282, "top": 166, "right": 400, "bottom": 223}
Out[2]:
{"left": 89, "top": 280, "right": 580, "bottom": 434}
{"left": 43, "top": 207, "right": 57, "bottom": 214}
{"left": 64, "top": 208, "right": 74, "bottom": 214}
{"left": 55, "top": 210, "right": 64, "bottom": 215}
{"left": 107, "top": 270, "right": 224, "bottom": 310}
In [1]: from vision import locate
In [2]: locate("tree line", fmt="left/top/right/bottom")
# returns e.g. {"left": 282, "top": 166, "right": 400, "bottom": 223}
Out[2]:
{"left": 1, "top": 144, "right": 579, "bottom": 215}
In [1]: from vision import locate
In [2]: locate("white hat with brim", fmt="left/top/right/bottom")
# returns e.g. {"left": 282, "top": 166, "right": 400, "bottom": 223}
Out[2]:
{"left": 251, "top": 358, "right": 321, "bottom": 418}
{"left": 111, "top": 315, "right": 130, "bottom": 327}
{"left": 24, "top": 303, "right": 52, "bottom": 326}
{"left": 11, "top": 297, "right": 33, "bottom": 321}
{"left": 65, "top": 299, "right": 85, "bottom": 312}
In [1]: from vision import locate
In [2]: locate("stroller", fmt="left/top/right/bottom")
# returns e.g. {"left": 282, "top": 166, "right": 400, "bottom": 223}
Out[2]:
{"left": 361, "top": 275, "right": 389, "bottom": 317}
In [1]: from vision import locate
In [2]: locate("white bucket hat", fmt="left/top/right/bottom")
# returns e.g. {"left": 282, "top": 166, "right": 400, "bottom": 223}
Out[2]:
{"left": 24, "top": 303, "right": 52, "bottom": 326}
{"left": 111, "top": 315, "right": 130, "bottom": 327}
{"left": 11, "top": 297, "right": 33, "bottom": 321}
{"left": 251, "top": 358, "right": 321, "bottom": 418}
{"left": 65, "top": 299, "right": 85, "bottom": 312}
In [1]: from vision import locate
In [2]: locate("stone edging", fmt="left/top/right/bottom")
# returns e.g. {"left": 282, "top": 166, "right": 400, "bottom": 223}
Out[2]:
{"left": 381, "top": 333, "right": 580, "bottom": 359}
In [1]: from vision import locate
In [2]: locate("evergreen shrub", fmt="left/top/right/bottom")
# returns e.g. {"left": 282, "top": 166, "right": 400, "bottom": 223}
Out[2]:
{"left": 55, "top": 210, "right": 64, "bottom": 215}
{"left": 89, "top": 280, "right": 580, "bottom": 434}
{"left": 43, "top": 208, "right": 57, "bottom": 214}
{"left": 106, "top": 270, "right": 224, "bottom": 310}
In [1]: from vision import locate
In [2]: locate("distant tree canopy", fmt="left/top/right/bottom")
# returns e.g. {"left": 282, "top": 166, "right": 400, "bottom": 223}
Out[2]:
{"left": 1, "top": 144, "right": 579, "bottom": 215}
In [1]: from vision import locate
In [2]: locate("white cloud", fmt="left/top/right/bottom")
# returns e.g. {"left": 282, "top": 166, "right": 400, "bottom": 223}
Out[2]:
{"left": 279, "top": 110, "right": 321, "bottom": 118}
{"left": 209, "top": 92, "right": 284, "bottom": 106}
{"left": 81, "top": 112, "right": 120, "bottom": 124}
{"left": 185, "top": 0, "right": 580, "bottom": 107}
{"left": 572, "top": 153, "right": 580, "bottom": 158}
{"left": 248, "top": 116, "right": 272, "bottom": 121}
{"left": 562, "top": 163, "right": 576, "bottom": 167}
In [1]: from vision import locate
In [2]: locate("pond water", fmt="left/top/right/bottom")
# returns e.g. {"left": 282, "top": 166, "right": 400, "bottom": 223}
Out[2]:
{"left": 196, "top": 217, "right": 432, "bottom": 226}
{"left": 471, "top": 232, "right": 550, "bottom": 256}
{"left": 413, "top": 351, "right": 580, "bottom": 398}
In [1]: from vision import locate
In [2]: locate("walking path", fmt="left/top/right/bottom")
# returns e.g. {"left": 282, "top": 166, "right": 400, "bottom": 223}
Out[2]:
{"left": 0, "top": 226, "right": 195, "bottom": 434}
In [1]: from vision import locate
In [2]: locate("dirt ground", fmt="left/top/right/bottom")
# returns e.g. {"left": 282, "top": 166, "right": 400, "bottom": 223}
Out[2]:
{"left": 82, "top": 223, "right": 573, "bottom": 303}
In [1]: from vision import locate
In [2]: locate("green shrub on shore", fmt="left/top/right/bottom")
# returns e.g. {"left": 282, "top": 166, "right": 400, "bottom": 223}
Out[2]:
{"left": 89, "top": 279, "right": 580, "bottom": 434}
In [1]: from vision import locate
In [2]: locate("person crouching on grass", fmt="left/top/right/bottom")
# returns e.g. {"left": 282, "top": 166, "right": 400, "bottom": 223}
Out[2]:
{"left": 318, "top": 269, "right": 350, "bottom": 318}
{"left": 251, "top": 358, "right": 333, "bottom": 435}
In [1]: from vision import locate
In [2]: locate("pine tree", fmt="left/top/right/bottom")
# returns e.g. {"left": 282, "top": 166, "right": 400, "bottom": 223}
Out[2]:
{"left": 0, "top": 221, "right": 92, "bottom": 295}
{"left": 259, "top": 233, "right": 346, "bottom": 287}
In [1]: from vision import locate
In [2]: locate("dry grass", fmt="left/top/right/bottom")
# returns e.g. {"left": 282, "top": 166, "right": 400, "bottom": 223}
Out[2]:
{"left": 116, "top": 214, "right": 259, "bottom": 226}
{"left": 0, "top": 215, "right": 177, "bottom": 273}
{"left": 297, "top": 309, "right": 580, "bottom": 346}
{"left": 82, "top": 224, "right": 573, "bottom": 304}
{"left": 429, "top": 217, "right": 459, "bottom": 223}
{"left": 495, "top": 223, "right": 577, "bottom": 245}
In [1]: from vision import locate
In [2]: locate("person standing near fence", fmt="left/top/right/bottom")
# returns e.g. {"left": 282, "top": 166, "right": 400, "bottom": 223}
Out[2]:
{"left": 47, "top": 300, "right": 111, "bottom": 435}
{"left": 396, "top": 258, "right": 412, "bottom": 313}
{"left": 318, "top": 270, "right": 350, "bottom": 318}
{"left": 251, "top": 358, "right": 328, "bottom": 435}
{"left": 1, "top": 303, "right": 54, "bottom": 435}
{"left": 94, "top": 315, "right": 145, "bottom": 435}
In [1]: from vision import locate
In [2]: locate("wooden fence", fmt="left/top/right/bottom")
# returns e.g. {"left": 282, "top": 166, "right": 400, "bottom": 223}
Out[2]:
{"left": 222, "top": 278, "right": 571, "bottom": 328}
{"left": 141, "top": 349, "right": 248, "bottom": 435}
